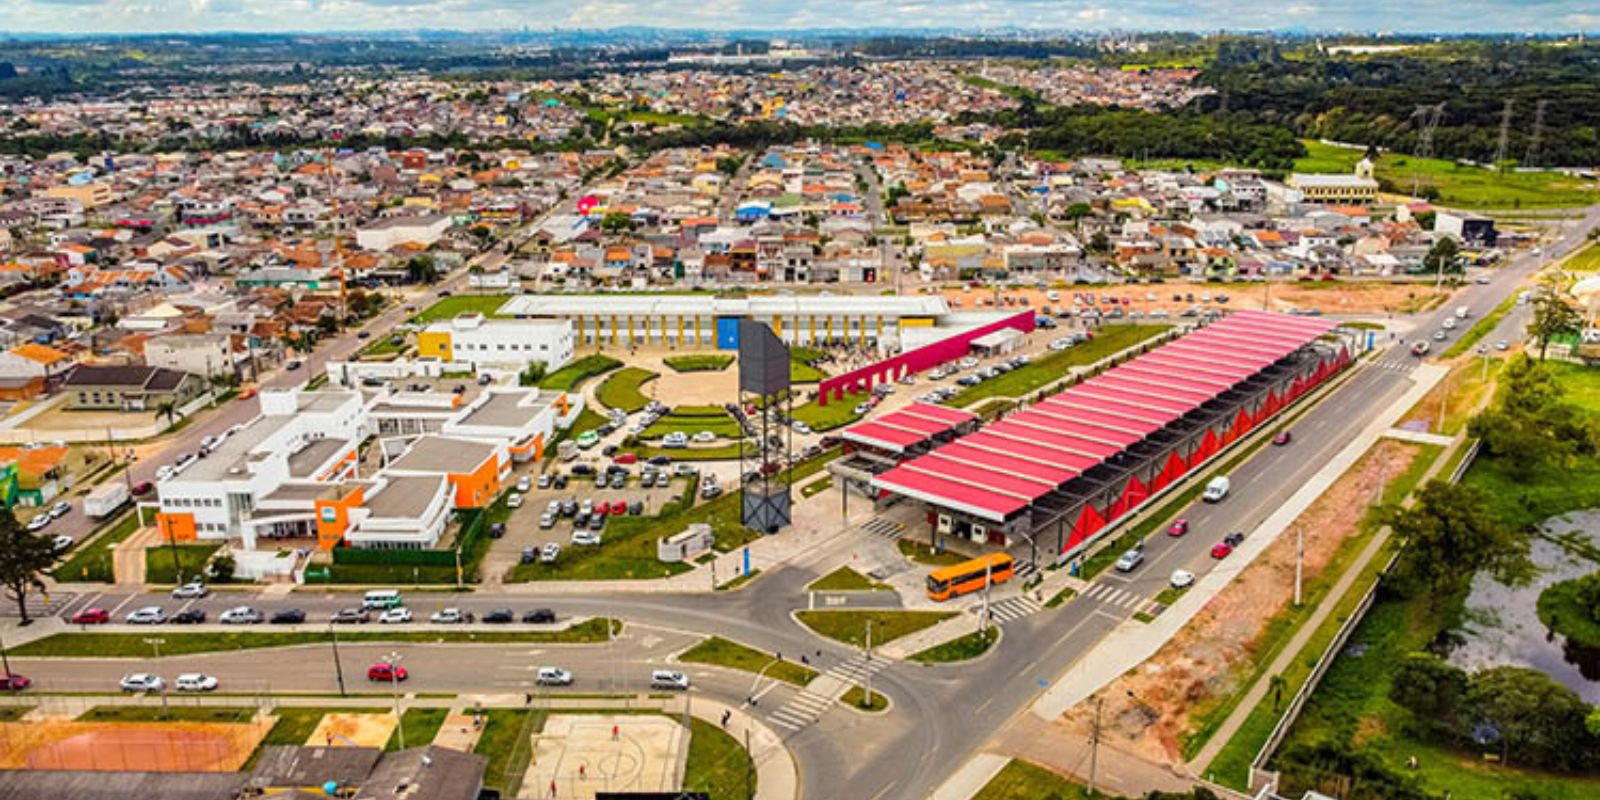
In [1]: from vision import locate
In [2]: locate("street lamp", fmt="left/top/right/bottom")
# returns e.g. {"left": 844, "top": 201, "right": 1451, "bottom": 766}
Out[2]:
{"left": 328, "top": 621, "right": 347, "bottom": 697}
{"left": 384, "top": 651, "right": 405, "bottom": 750}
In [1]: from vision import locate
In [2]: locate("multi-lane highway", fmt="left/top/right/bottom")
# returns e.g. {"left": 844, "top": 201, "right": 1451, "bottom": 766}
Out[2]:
{"left": 17, "top": 206, "right": 1600, "bottom": 800}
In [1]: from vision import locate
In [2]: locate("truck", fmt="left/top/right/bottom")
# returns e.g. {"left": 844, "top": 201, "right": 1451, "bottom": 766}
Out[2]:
{"left": 557, "top": 440, "right": 579, "bottom": 462}
{"left": 84, "top": 482, "right": 130, "bottom": 519}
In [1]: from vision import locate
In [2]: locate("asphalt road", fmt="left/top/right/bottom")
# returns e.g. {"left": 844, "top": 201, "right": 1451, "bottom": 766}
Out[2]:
{"left": 18, "top": 208, "right": 1600, "bottom": 799}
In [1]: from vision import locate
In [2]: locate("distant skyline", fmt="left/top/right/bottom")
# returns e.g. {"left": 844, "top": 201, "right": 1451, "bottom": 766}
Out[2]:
{"left": 1, "top": 1, "right": 1598, "bottom": 36}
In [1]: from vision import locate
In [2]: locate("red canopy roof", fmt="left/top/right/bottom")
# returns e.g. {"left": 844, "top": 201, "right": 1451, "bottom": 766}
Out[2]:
{"left": 872, "top": 311, "right": 1336, "bottom": 521}
{"left": 841, "top": 402, "right": 977, "bottom": 454}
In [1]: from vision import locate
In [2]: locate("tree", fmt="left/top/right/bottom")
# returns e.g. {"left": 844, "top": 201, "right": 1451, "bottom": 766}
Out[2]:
{"left": 1574, "top": 571, "right": 1600, "bottom": 624}
{"left": 519, "top": 360, "right": 548, "bottom": 387}
{"left": 1388, "top": 652, "right": 1468, "bottom": 726}
{"left": 1528, "top": 279, "right": 1582, "bottom": 361}
{"left": 1386, "top": 480, "right": 1531, "bottom": 600}
{"left": 405, "top": 255, "right": 438, "bottom": 285}
{"left": 1466, "top": 666, "right": 1591, "bottom": 768}
{"left": 0, "top": 509, "right": 59, "bottom": 624}
{"left": 1423, "top": 236, "right": 1462, "bottom": 276}
{"left": 1088, "top": 231, "right": 1111, "bottom": 255}
{"left": 153, "top": 399, "right": 179, "bottom": 429}
{"left": 599, "top": 212, "right": 634, "bottom": 233}
{"left": 1587, "top": 706, "right": 1600, "bottom": 739}
{"left": 208, "top": 551, "right": 237, "bottom": 583}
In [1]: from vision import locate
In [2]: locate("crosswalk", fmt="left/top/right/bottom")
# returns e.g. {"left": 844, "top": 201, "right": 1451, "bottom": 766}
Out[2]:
{"left": 1079, "top": 582, "right": 1146, "bottom": 610}
{"left": 859, "top": 517, "right": 903, "bottom": 540}
{"left": 0, "top": 591, "right": 78, "bottom": 619}
{"left": 1371, "top": 358, "right": 1417, "bottom": 374}
{"left": 1013, "top": 560, "right": 1037, "bottom": 582}
{"left": 970, "top": 595, "right": 1041, "bottom": 626}
{"left": 767, "top": 653, "right": 889, "bottom": 733}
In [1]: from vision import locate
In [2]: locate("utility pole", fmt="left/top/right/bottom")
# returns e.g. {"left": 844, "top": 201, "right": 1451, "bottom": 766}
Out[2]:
{"left": 1294, "top": 527, "right": 1304, "bottom": 607}
{"left": 329, "top": 622, "right": 347, "bottom": 696}
{"left": 1088, "top": 695, "right": 1104, "bottom": 796}
{"left": 0, "top": 630, "right": 13, "bottom": 690}
{"left": 387, "top": 651, "right": 405, "bottom": 750}
{"left": 744, "top": 727, "right": 754, "bottom": 800}
{"left": 863, "top": 619, "right": 874, "bottom": 708}
{"left": 981, "top": 557, "right": 993, "bottom": 636}
{"left": 1492, "top": 98, "right": 1515, "bottom": 167}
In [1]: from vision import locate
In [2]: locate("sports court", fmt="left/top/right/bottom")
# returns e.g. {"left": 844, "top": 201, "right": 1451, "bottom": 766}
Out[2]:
{"left": 0, "top": 719, "right": 271, "bottom": 772}
{"left": 306, "top": 712, "right": 398, "bottom": 748}
{"left": 520, "top": 714, "right": 687, "bottom": 800}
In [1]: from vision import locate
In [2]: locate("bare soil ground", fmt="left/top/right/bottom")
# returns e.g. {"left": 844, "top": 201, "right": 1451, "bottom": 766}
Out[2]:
{"left": 0, "top": 719, "right": 270, "bottom": 772}
{"left": 1055, "top": 440, "right": 1424, "bottom": 763}
{"left": 938, "top": 280, "right": 1451, "bottom": 317}
{"left": 307, "top": 712, "right": 398, "bottom": 748}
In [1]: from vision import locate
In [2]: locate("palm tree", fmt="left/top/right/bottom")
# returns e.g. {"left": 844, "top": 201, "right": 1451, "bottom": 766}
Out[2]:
{"left": 154, "top": 400, "right": 179, "bottom": 430}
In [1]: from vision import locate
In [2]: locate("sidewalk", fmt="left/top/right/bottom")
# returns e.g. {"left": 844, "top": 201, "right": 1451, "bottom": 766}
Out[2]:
{"left": 1030, "top": 362, "right": 1448, "bottom": 720}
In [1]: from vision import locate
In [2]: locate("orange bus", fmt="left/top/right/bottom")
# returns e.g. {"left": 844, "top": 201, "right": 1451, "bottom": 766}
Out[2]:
{"left": 927, "top": 552, "right": 1015, "bottom": 601}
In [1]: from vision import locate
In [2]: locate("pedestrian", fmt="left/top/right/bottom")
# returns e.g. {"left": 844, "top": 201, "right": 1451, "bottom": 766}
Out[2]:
{"left": 326, "top": 733, "right": 333, "bottom": 747}
{"left": 550, "top": 780, "right": 557, "bottom": 799}
{"left": 525, "top": 692, "right": 533, "bottom": 706}
{"left": 579, "top": 764, "right": 586, "bottom": 781}
{"left": 800, "top": 654, "right": 809, "bottom": 666}
{"left": 611, "top": 724, "right": 619, "bottom": 741}
{"left": 721, "top": 710, "right": 731, "bottom": 728}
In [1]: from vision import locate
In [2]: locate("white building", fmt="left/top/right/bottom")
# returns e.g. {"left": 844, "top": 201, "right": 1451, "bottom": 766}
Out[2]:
{"left": 416, "top": 313, "right": 574, "bottom": 370}
{"left": 355, "top": 213, "right": 452, "bottom": 252}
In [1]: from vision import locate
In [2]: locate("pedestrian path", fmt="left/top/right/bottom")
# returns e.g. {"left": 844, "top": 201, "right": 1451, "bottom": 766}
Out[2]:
{"left": 766, "top": 653, "right": 887, "bottom": 733}
{"left": 1370, "top": 356, "right": 1418, "bottom": 374}
{"left": 858, "top": 517, "right": 903, "bottom": 540}
{"left": 971, "top": 595, "right": 1041, "bottom": 626}
{"left": 1079, "top": 582, "right": 1145, "bottom": 610}
{"left": 1, "top": 591, "right": 78, "bottom": 620}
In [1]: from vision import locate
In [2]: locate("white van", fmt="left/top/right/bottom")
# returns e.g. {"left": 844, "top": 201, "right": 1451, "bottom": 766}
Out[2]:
{"left": 1202, "top": 476, "right": 1231, "bottom": 503}
{"left": 362, "top": 589, "right": 404, "bottom": 610}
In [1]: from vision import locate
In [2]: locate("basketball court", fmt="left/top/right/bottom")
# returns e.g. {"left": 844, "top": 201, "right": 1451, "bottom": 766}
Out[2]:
{"left": 306, "top": 712, "right": 398, "bottom": 749}
{"left": 0, "top": 718, "right": 271, "bottom": 772}
{"left": 520, "top": 714, "right": 687, "bottom": 800}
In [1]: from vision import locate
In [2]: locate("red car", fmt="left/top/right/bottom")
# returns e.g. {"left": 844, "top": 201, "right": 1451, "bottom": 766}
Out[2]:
{"left": 367, "top": 664, "right": 408, "bottom": 682}
{"left": 613, "top": 452, "right": 637, "bottom": 464}
{"left": 609, "top": 500, "right": 628, "bottom": 515}
{"left": 0, "top": 674, "right": 30, "bottom": 691}
{"left": 131, "top": 481, "right": 154, "bottom": 496}
{"left": 1210, "top": 541, "right": 1234, "bottom": 559}
{"left": 1167, "top": 518, "right": 1190, "bottom": 537}
{"left": 594, "top": 503, "right": 610, "bottom": 517}
{"left": 71, "top": 608, "right": 110, "bottom": 625}
{"left": 1273, "top": 430, "right": 1292, "bottom": 446}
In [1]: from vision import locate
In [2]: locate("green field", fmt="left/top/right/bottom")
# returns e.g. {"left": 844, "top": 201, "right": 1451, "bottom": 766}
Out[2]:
{"left": 794, "top": 610, "right": 956, "bottom": 647}
{"left": 908, "top": 627, "right": 998, "bottom": 664}
{"left": 662, "top": 354, "right": 734, "bottom": 372}
{"left": 897, "top": 538, "right": 969, "bottom": 566}
{"left": 1296, "top": 141, "right": 1600, "bottom": 209}
{"left": 144, "top": 543, "right": 220, "bottom": 585}
{"left": 595, "top": 367, "right": 658, "bottom": 412}
{"left": 387, "top": 707, "right": 449, "bottom": 751}
{"left": 52, "top": 511, "right": 140, "bottom": 583}
{"left": 789, "top": 395, "right": 865, "bottom": 431}
{"left": 1462, "top": 362, "right": 1600, "bottom": 531}
{"left": 540, "top": 354, "right": 622, "bottom": 391}
{"left": 839, "top": 686, "right": 889, "bottom": 712}
{"left": 1564, "top": 242, "right": 1600, "bottom": 272}
{"left": 638, "top": 410, "right": 742, "bottom": 440}
{"left": 410, "top": 294, "right": 513, "bottom": 323}
{"left": 973, "top": 759, "right": 1092, "bottom": 800}
{"left": 683, "top": 717, "right": 756, "bottom": 800}
{"left": 10, "top": 619, "right": 620, "bottom": 657}
{"left": 476, "top": 708, "right": 543, "bottom": 793}
{"left": 78, "top": 705, "right": 257, "bottom": 723}
{"left": 678, "top": 636, "right": 819, "bottom": 687}
{"left": 790, "top": 357, "right": 828, "bottom": 383}
{"left": 945, "top": 325, "right": 1170, "bottom": 407}
{"left": 805, "top": 566, "right": 891, "bottom": 592}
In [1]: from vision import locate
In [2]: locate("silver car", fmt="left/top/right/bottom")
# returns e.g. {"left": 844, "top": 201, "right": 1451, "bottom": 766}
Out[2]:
{"left": 125, "top": 606, "right": 166, "bottom": 624}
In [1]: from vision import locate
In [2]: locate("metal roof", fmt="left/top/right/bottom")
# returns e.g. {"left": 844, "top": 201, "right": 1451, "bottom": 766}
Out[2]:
{"left": 841, "top": 402, "right": 977, "bottom": 454}
{"left": 872, "top": 311, "right": 1336, "bottom": 522}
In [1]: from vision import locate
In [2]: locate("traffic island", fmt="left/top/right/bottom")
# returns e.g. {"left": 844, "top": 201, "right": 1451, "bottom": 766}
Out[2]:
{"left": 792, "top": 610, "right": 956, "bottom": 649}
{"left": 908, "top": 627, "right": 1001, "bottom": 664}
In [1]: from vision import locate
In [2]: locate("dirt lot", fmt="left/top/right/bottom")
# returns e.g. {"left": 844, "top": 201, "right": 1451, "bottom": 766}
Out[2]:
{"left": 307, "top": 712, "right": 397, "bottom": 748}
{"left": 1055, "top": 440, "right": 1425, "bottom": 763}
{"left": 937, "top": 279, "right": 1452, "bottom": 318}
{"left": 0, "top": 719, "right": 271, "bottom": 772}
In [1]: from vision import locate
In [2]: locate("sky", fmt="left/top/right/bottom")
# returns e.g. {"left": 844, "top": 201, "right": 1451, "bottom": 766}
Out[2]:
{"left": 2, "top": 0, "right": 1598, "bottom": 36}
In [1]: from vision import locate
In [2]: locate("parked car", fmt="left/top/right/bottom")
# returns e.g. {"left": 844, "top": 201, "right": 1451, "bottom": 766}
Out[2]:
{"left": 51, "top": 534, "right": 74, "bottom": 552}
{"left": 516, "top": 475, "right": 532, "bottom": 492}
{"left": 483, "top": 608, "right": 515, "bottom": 624}
{"left": 524, "top": 608, "right": 557, "bottom": 624}
{"left": 120, "top": 673, "right": 166, "bottom": 692}
{"left": 536, "top": 667, "right": 573, "bottom": 686}
{"left": 171, "top": 582, "right": 209, "bottom": 599}
{"left": 367, "top": 663, "right": 408, "bottom": 682}
{"left": 270, "top": 609, "right": 306, "bottom": 625}
{"left": 48, "top": 500, "right": 71, "bottom": 519}
{"left": 70, "top": 608, "right": 110, "bottom": 625}
{"left": 572, "top": 530, "right": 602, "bottom": 547}
{"left": 378, "top": 608, "right": 413, "bottom": 624}
{"left": 331, "top": 608, "right": 371, "bottom": 624}
{"left": 430, "top": 608, "right": 465, "bottom": 624}
{"left": 172, "top": 609, "right": 207, "bottom": 624}
{"left": 131, "top": 481, "right": 154, "bottom": 496}
{"left": 1114, "top": 548, "right": 1145, "bottom": 573}
{"left": 539, "top": 543, "right": 561, "bottom": 564}
{"left": 506, "top": 494, "right": 523, "bottom": 509}
{"left": 220, "top": 606, "right": 262, "bottom": 625}
{"left": 125, "top": 606, "right": 166, "bottom": 624}
{"left": 175, "top": 673, "right": 219, "bottom": 692}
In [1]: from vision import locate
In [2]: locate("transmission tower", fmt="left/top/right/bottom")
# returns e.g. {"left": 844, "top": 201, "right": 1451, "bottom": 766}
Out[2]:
{"left": 1491, "top": 98, "right": 1514, "bottom": 167}
{"left": 1524, "top": 99, "right": 1548, "bottom": 167}
{"left": 1410, "top": 103, "right": 1445, "bottom": 198}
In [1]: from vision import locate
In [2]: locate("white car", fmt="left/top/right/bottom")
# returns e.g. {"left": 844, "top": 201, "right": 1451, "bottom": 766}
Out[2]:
{"left": 172, "top": 582, "right": 209, "bottom": 599}
{"left": 1114, "top": 549, "right": 1144, "bottom": 573}
{"left": 126, "top": 606, "right": 166, "bottom": 624}
{"left": 48, "top": 501, "right": 71, "bottom": 519}
{"left": 507, "top": 494, "right": 524, "bottom": 509}
{"left": 120, "top": 673, "right": 165, "bottom": 692}
{"left": 540, "top": 543, "right": 562, "bottom": 563}
{"left": 650, "top": 670, "right": 691, "bottom": 690}
{"left": 430, "top": 608, "right": 465, "bottom": 624}
{"left": 572, "top": 531, "right": 602, "bottom": 547}
{"left": 175, "top": 673, "right": 219, "bottom": 692}
{"left": 51, "top": 535, "right": 74, "bottom": 552}
{"left": 156, "top": 465, "right": 176, "bottom": 481}
{"left": 219, "top": 606, "right": 261, "bottom": 624}
{"left": 378, "top": 607, "right": 413, "bottom": 624}
{"left": 792, "top": 421, "right": 812, "bottom": 435}
{"left": 516, "top": 476, "right": 531, "bottom": 492}
{"left": 26, "top": 515, "right": 51, "bottom": 532}
{"left": 693, "top": 431, "right": 717, "bottom": 443}
{"left": 539, "top": 512, "right": 556, "bottom": 529}
{"left": 959, "top": 357, "right": 979, "bottom": 369}
{"left": 662, "top": 432, "right": 689, "bottom": 449}
{"left": 1170, "top": 569, "right": 1196, "bottom": 589}
{"left": 536, "top": 667, "right": 573, "bottom": 686}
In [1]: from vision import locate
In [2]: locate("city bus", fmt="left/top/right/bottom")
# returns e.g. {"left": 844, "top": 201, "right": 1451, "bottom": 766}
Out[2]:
{"left": 926, "top": 553, "right": 1015, "bottom": 601}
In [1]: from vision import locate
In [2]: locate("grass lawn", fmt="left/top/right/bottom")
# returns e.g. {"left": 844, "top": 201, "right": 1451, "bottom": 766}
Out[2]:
{"left": 410, "top": 294, "right": 513, "bottom": 323}
{"left": 10, "top": 619, "right": 620, "bottom": 657}
{"left": 794, "top": 610, "right": 956, "bottom": 647}
{"left": 144, "top": 543, "right": 220, "bottom": 585}
{"left": 595, "top": 367, "right": 658, "bottom": 413}
{"left": 663, "top": 354, "right": 734, "bottom": 372}
{"left": 52, "top": 511, "right": 140, "bottom": 583}
{"left": 945, "top": 324, "right": 1170, "bottom": 407}
{"left": 799, "top": 476, "right": 833, "bottom": 498}
{"left": 1564, "top": 242, "right": 1600, "bottom": 272}
{"left": 639, "top": 411, "right": 742, "bottom": 440}
{"left": 898, "top": 538, "right": 969, "bottom": 566}
{"left": 1441, "top": 297, "right": 1515, "bottom": 358}
{"left": 973, "top": 758, "right": 1092, "bottom": 800}
{"left": 839, "top": 686, "right": 889, "bottom": 712}
{"left": 1045, "top": 587, "right": 1076, "bottom": 608}
{"left": 683, "top": 716, "right": 756, "bottom": 800}
{"left": 1462, "top": 362, "right": 1600, "bottom": 531}
{"left": 790, "top": 357, "right": 828, "bottom": 384}
{"left": 630, "top": 442, "right": 748, "bottom": 461}
{"left": 790, "top": 396, "right": 864, "bottom": 431}
{"left": 678, "top": 636, "right": 819, "bottom": 687}
{"left": 386, "top": 707, "right": 449, "bottom": 751}
{"left": 1296, "top": 141, "right": 1600, "bottom": 209}
{"left": 0, "top": 707, "right": 28, "bottom": 722}
{"left": 360, "top": 334, "right": 409, "bottom": 358}
{"left": 1536, "top": 577, "right": 1600, "bottom": 649}
{"left": 78, "top": 705, "right": 257, "bottom": 723}
{"left": 540, "top": 354, "right": 622, "bottom": 391}
{"left": 1403, "top": 356, "right": 1504, "bottom": 436}
{"left": 909, "top": 627, "right": 998, "bottom": 664}
{"left": 806, "top": 566, "right": 891, "bottom": 592}
{"left": 476, "top": 708, "right": 545, "bottom": 794}
{"left": 568, "top": 407, "right": 607, "bottom": 438}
